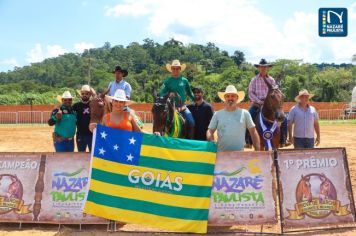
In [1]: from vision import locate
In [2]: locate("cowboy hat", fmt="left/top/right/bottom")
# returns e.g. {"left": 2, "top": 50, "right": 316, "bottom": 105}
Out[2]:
{"left": 105, "top": 89, "right": 134, "bottom": 105}
{"left": 56, "top": 91, "right": 73, "bottom": 103}
{"left": 218, "top": 85, "right": 245, "bottom": 103}
{"left": 295, "top": 89, "right": 314, "bottom": 102}
{"left": 112, "top": 65, "right": 128, "bottom": 77}
{"left": 76, "top": 85, "right": 96, "bottom": 96}
{"left": 254, "top": 58, "right": 273, "bottom": 68}
{"left": 166, "top": 59, "right": 186, "bottom": 72}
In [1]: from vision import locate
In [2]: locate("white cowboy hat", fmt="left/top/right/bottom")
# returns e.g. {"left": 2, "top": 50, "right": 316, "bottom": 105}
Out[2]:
{"left": 166, "top": 59, "right": 186, "bottom": 72}
{"left": 56, "top": 91, "right": 73, "bottom": 103}
{"left": 295, "top": 89, "right": 314, "bottom": 102}
{"left": 218, "top": 85, "right": 245, "bottom": 104}
{"left": 105, "top": 89, "right": 134, "bottom": 105}
{"left": 76, "top": 85, "right": 96, "bottom": 96}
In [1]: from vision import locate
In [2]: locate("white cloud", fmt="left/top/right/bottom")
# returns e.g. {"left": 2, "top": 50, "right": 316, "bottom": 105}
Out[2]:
{"left": 26, "top": 44, "right": 68, "bottom": 63}
{"left": 74, "top": 42, "right": 96, "bottom": 53}
{"left": 0, "top": 58, "right": 19, "bottom": 68}
{"left": 106, "top": 0, "right": 356, "bottom": 63}
{"left": 0, "top": 58, "right": 20, "bottom": 71}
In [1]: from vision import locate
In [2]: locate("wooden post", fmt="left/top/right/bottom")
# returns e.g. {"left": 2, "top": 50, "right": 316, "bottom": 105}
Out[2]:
{"left": 33, "top": 154, "right": 46, "bottom": 221}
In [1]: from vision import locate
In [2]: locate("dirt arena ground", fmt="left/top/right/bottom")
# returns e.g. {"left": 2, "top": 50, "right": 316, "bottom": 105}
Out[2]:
{"left": 1, "top": 123, "right": 356, "bottom": 235}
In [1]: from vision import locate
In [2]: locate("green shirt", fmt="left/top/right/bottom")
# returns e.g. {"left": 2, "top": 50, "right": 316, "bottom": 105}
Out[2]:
{"left": 51, "top": 105, "right": 77, "bottom": 138}
{"left": 208, "top": 108, "right": 255, "bottom": 151}
{"left": 159, "top": 76, "right": 194, "bottom": 105}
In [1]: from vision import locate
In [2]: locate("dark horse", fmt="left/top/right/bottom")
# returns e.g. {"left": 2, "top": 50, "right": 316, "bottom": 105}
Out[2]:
{"left": 255, "top": 79, "right": 286, "bottom": 150}
{"left": 152, "top": 91, "right": 188, "bottom": 138}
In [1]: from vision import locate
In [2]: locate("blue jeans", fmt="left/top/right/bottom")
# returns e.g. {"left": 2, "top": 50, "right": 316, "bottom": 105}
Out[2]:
{"left": 294, "top": 137, "right": 314, "bottom": 149}
{"left": 76, "top": 134, "right": 92, "bottom": 152}
{"left": 181, "top": 108, "right": 195, "bottom": 128}
{"left": 54, "top": 139, "right": 74, "bottom": 152}
{"left": 249, "top": 105, "right": 260, "bottom": 121}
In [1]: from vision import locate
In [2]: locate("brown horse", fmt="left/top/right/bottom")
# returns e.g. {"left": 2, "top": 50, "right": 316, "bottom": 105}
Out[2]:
{"left": 296, "top": 175, "right": 313, "bottom": 203}
{"left": 319, "top": 174, "right": 337, "bottom": 202}
{"left": 89, "top": 92, "right": 110, "bottom": 125}
{"left": 152, "top": 92, "right": 188, "bottom": 138}
{"left": 255, "top": 80, "right": 286, "bottom": 150}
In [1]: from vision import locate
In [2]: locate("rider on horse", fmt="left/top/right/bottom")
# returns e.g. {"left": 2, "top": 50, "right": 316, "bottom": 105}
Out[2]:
{"left": 246, "top": 58, "right": 288, "bottom": 147}
{"left": 159, "top": 60, "right": 195, "bottom": 139}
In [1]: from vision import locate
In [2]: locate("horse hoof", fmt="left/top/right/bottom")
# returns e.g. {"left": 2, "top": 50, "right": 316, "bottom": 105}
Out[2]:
{"left": 244, "top": 144, "right": 252, "bottom": 149}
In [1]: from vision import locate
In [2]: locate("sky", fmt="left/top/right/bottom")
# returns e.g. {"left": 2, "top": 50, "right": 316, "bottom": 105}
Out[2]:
{"left": 0, "top": 0, "right": 355, "bottom": 72}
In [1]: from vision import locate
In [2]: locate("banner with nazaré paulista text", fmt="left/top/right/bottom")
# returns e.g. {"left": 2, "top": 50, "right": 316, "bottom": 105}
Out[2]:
{"left": 208, "top": 151, "right": 277, "bottom": 225}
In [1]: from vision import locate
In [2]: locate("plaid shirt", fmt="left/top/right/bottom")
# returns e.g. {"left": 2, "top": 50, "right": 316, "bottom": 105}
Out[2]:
{"left": 248, "top": 74, "right": 276, "bottom": 105}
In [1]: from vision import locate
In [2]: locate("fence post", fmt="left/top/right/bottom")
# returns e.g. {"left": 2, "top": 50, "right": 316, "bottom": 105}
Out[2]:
{"left": 16, "top": 112, "right": 18, "bottom": 124}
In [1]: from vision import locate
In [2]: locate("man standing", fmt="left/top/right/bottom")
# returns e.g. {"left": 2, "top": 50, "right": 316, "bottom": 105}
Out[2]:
{"left": 159, "top": 59, "right": 195, "bottom": 139}
{"left": 107, "top": 65, "right": 131, "bottom": 98}
{"left": 288, "top": 89, "right": 320, "bottom": 149}
{"left": 247, "top": 58, "right": 287, "bottom": 147}
{"left": 207, "top": 85, "right": 260, "bottom": 151}
{"left": 48, "top": 91, "right": 77, "bottom": 152}
{"left": 73, "top": 85, "right": 94, "bottom": 152}
{"left": 187, "top": 87, "right": 214, "bottom": 141}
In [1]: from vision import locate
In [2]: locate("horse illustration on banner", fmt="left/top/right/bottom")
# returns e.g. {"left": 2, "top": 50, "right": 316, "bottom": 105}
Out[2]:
{"left": 287, "top": 173, "right": 349, "bottom": 220}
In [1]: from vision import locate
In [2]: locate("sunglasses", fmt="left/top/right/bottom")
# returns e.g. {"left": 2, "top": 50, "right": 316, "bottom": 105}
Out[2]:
{"left": 62, "top": 99, "right": 72, "bottom": 102}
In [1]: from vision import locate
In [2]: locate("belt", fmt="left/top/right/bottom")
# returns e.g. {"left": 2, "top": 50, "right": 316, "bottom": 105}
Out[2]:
{"left": 53, "top": 133, "right": 74, "bottom": 142}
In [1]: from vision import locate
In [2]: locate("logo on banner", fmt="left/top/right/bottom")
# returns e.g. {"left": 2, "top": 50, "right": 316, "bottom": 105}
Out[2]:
{"left": 319, "top": 8, "right": 348, "bottom": 37}
{"left": 0, "top": 174, "right": 32, "bottom": 215}
{"left": 287, "top": 173, "right": 350, "bottom": 219}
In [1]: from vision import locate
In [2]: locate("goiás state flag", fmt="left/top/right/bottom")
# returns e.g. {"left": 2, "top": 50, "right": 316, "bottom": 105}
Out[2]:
{"left": 84, "top": 124, "right": 217, "bottom": 233}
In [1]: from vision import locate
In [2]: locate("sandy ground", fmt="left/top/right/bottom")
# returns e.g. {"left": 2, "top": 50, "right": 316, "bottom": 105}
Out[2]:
{"left": 1, "top": 123, "right": 356, "bottom": 235}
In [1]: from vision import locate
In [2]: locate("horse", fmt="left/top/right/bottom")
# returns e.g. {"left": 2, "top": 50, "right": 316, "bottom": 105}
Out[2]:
{"left": 296, "top": 175, "right": 312, "bottom": 203}
{"left": 255, "top": 79, "right": 286, "bottom": 150}
{"left": 319, "top": 174, "right": 337, "bottom": 202}
{"left": 152, "top": 91, "right": 188, "bottom": 139}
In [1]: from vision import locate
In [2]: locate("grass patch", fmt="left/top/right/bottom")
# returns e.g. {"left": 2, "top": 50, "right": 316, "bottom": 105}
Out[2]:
{"left": 319, "top": 119, "right": 356, "bottom": 125}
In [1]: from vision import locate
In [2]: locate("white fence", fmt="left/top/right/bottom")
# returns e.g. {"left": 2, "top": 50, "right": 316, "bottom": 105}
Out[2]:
{"left": 0, "top": 109, "right": 355, "bottom": 125}
{"left": 0, "top": 111, "right": 153, "bottom": 124}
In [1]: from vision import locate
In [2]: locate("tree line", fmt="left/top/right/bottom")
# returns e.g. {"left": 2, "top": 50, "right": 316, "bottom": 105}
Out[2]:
{"left": 0, "top": 38, "right": 355, "bottom": 105}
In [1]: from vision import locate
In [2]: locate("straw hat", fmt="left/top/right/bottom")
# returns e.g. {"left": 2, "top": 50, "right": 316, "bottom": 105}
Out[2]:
{"left": 105, "top": 89, "right": 134, "bottom": 105}
{"left": 56, "top": 91, "right": 73, "bottom": 103}
{"left": 76, "top": 85, "right": 96, "bottom": 96}
{"left": 166, "top": 59, "right": 186, "bottom": 72}
{"left": 295, "top": 89, "right": 314, "bottom": 102}
{"left": 218, "top": 85, "right": 245, "bottom": 103}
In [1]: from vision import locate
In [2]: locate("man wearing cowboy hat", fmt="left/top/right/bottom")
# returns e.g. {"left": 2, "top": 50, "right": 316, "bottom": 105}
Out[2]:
{"left": 246, "top": 58, "right": 288, "bottom": 147}
{"left": 159, "top": 59, "right": 195, "bottom": 139}
{"left": 207, "top": 85, "right": 260, "bottom": 151}
{"left": 288, "top": 89, "right": 320, "bottom": 149}
{"left": 48, "top": 91, "right": 77, "bottom": 152}
{"left": 73, "top": 85, "right": 95, "bottom": 152}
{"left": 105, "top": 65, "right": 131, "bottom": 98}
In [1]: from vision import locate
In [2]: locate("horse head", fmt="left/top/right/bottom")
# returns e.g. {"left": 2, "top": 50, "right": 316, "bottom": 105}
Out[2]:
{"left": 264, "top": 84, "right": 285, "bottom": 122}
{"left": 319, "top": 174, "right": 337, "bottom": 201}
{"left": 296, "top": 175, "right": 312, "bottom": 202}
{"left": 89, "top": 93, "right": 106, "bottom": 124}
{"left": 151, "top": 94, "right": 174, "bottom": 135}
